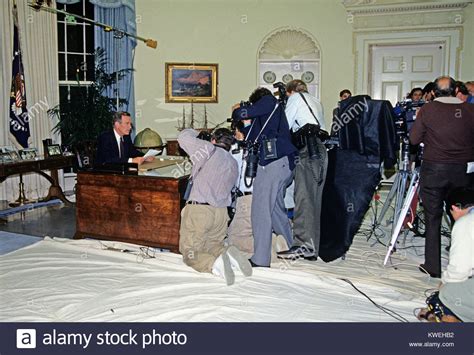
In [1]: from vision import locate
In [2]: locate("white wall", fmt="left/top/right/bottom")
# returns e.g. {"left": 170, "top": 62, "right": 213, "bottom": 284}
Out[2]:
{"left": 134, "top": 0, "right": 353, "bottom": 139}
{"left": 460, "top": 3, "right": 474, "bottom": 80}
{"left": 134, "top": 0, "right": 474, "bottom": 140}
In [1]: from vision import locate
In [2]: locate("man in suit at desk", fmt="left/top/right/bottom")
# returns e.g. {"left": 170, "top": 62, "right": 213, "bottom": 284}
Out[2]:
{"left": 96, "top": 111, "right": 154, "bottom": 165}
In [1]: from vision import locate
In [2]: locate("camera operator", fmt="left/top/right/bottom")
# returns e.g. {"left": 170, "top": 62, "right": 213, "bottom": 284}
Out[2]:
{"left": 422, "top": 82, "right": 436, "bottom": 102}
{"left": 331, "top": 89, "right": 352, "bottom": 135}
{"left": 466, "top": 81, "right": 474, "bottom": 96}
{"left": 227, "top": 121, "right": 254, "bottom": 254}
{"left": 417, "top": 187, "right": 474, "bottom": 322}
{"left": 177, "top": 128, "right": 252, "bottom": 285}
{"left": 232, "top": 87, "right": 297, "bottom": 267}
{"left": 455, "top": 81, "right": 474, "bottom": 104}
{"left": 410, "top": 76, "right": 474, "bottom": 278}
{"left": 277, "top": 79, "right": 328, "bottom": 260}
{"left": 408, "top": 87, "right": 423, "bottom": 102}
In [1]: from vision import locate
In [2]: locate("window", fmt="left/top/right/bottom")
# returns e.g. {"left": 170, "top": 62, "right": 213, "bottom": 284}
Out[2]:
{"left": 57, "top": 0, "right": 95, "bottom": 105}
{"left": 56, "top": 0, "right": 95, "bottom": 175}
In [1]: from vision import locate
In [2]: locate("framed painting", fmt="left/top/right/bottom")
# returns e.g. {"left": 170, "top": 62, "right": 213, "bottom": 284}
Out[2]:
{"left": 165, "top": 63, "right": 218, "bottom": 103}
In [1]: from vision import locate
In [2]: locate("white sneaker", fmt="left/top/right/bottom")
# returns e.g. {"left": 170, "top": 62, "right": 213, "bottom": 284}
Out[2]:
{"left": 212, "top": 253, "right": 235, "bottom": 285}
{"left": 226, "top": 245, "right": 252, "bottom": 277}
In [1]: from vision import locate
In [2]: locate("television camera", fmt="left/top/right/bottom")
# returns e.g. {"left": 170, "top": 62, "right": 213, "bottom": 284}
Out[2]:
{"left": 393, "top": 99, "right": 425, "bottom": 137}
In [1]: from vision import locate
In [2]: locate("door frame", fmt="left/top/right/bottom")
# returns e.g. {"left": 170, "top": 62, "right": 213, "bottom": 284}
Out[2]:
{"left": 353, "top": 27, "right": 462, "bottom": 95}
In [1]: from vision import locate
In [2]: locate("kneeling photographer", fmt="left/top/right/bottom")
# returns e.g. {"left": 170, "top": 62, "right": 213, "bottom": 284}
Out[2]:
{"left": 227, "top": 121, "right": 254, "bottom": 255}
{"left": 277, "top": 79, "right": 328, "bottom": 261}
{"left": 232, "top": 87, "right": 297, "bottom": 267}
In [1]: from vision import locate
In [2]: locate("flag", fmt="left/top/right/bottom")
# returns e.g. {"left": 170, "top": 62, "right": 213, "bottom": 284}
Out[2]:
{"left": 9, "top": 6, "right": 30, "bottom": 148}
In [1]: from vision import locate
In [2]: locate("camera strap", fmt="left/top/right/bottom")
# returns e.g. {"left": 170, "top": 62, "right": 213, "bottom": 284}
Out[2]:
{"left": 299, "top": 92, "right": 322, "bottom": 127}
{"left": 251, "top": 103, "right": 279, "bottom": 144}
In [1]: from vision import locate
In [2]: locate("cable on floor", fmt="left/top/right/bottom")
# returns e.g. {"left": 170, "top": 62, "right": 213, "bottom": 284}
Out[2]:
{"left": 338, "top": 278, "right": 410, "bottom": 323}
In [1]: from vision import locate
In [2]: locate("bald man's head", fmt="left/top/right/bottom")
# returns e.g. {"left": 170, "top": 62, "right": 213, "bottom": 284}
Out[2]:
{"left": 434, "top": 76, "right": 456, "bottom": 98}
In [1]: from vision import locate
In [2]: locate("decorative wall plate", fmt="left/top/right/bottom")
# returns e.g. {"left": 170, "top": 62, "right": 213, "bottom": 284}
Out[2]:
{"left": 263, "top": 71, "right": 277, "bottom": 84}
{"left": 282, "top": 73, "right": 293, "bottom": 84}
{"left": 301, "top": 71, "right": 314, "bottom": 83}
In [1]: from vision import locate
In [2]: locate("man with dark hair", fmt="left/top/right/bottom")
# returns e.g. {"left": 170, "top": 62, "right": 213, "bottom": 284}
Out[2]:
{"left": 232, "top": 87, "right": 297, "bottom": 267}
{"left": 332, "top": 89, "right": 352, "bottom": 135}
{"left": 278, "top": 79, "right": 327, "bottom": 260}
{"left": 439, "top": 187, "right": 474, "bottom": 321}
{"left": 410, "top": 76, "right": 474, "bottom": 278}
{"left": 96, "top": 111, "right": 153, "bottom": 165}
{"left": 177, "top": 128, "right": 251, "bottom": 285}
{"left": 455, "top": 81, "right": 474, "bottom": 103}
{"left": 466, "top": 81, "right": 474, "bottom": 96}
{"left": 408, "top": 87, "right": 423, "bottom": 102}
{"left": 418, "top": 187, "right": 474, "bottom": 322}
{"left": 339, "top": 89, "right": 352, "bottom": 101}
{"left": 422, "top": 82, "right": 436, "bottom": 102}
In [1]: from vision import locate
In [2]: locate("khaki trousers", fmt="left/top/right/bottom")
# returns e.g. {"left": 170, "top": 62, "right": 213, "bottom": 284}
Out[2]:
{"left": 227, "top": 195, "right": 253, "bottom": 254}
{"left": 179, "top": 204, "right": 229, "bottom": 273}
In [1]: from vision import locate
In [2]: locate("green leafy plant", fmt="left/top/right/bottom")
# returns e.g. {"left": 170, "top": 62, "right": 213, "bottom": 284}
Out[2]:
{"left": 48, "top": 48, "right": 133, "bottom": 155}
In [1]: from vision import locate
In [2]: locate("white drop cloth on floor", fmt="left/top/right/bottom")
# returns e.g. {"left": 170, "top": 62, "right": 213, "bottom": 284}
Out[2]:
{"left": 0, "top": 232, "right": 437, "bottom": 322}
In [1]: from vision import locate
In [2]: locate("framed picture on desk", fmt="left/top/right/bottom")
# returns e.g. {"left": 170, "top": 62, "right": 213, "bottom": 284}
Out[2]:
{"left": 8, "top": 150, "right": 21, "bottom": 162}
{"left": 0, "top": 152, "right": 13, "bottom": 164}
{"left": 19, "top": 148, "right": 38, "bottom": 161}
{"left": 47, "top": 144, "right": 62, "bottom": 157}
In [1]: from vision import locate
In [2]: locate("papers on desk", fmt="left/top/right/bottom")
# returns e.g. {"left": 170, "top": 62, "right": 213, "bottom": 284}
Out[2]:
{"left": 139, "top": 156, "right": 187, "bottom": 172}
{"left": 143, "top": 149, "right": 161, "bottom": 159}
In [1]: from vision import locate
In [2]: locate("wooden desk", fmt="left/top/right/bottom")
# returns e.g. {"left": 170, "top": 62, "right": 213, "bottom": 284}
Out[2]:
{"left": 0, "top": 156, "right": 75, "bottom": 206}
{"left": 75, "top": 168, "right": 189, "bottom": 252}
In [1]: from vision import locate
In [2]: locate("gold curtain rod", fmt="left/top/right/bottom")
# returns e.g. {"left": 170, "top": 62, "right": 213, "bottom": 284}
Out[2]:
{"left": 28, "top": 1, "right": 157, "bottom": 49}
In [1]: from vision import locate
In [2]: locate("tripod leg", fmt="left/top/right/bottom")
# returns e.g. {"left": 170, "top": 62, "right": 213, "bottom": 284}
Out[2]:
{"left": 378, "top": 173, "right": 400, "bottom": 225}
{"left": 384, "top": 171, "right": 420, "bottom": 265}
{"left": 391, "top": 171, "right": 408, "bottom": 237}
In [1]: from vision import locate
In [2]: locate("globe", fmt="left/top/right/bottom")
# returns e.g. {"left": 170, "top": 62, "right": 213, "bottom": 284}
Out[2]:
{"left": 133, "top": 128, "right": 164, "bottom": 154}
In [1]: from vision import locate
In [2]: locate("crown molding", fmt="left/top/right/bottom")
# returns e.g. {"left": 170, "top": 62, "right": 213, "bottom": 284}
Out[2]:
{"left": 342, "top": 0, "right": 472, "bottom": 16}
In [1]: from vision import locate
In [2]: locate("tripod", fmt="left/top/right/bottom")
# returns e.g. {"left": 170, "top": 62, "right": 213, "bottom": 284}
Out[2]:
{"left": 378, "top": 136, "right": 423, "bottom": 265}
{"left": 377, "top": 137, "right": 413, "bottom": 237}
{"left": 384, "top": 166, "right": 420, "bottom": 265}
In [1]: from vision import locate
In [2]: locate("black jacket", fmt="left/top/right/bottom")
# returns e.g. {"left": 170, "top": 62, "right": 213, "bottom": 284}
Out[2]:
{"left": 337, "top": 95, "right": 397, "bottom": 168}
{"left": 95, "top": 130, "right": 142, "bottom": 165}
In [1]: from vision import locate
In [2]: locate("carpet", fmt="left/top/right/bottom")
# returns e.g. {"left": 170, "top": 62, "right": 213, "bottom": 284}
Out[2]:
{"left": 0, "top": 199, "right": 62, "bottom": 218}
{"left": 0, "top": 231, "right": 42, "bottom": 255}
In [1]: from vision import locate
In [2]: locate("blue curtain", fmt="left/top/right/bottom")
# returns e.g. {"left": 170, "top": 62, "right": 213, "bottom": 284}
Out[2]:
{"left": 56, "top": 0, "right": 137, "bottom": 125}
{"left": 92, "top": 0, "right": 137, "bottom": 125}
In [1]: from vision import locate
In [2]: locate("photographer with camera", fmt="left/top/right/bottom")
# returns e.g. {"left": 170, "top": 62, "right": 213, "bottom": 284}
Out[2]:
{"left": 177, "top": 128, "right": 252, "bottom": 285}
{"left": 410, "top": 76, "right": 474, "bottom": 278}
{"left": 277, "top": 79, "right": 328, "bottom": 261}
{"left": 232, "top": 87, "right": 297, "bottom": 267}
{"left": 227, "top": 121, "right": 254, "bottom": 254}
{"left": 422, "top": 82, "right": 436, "bottom": 102}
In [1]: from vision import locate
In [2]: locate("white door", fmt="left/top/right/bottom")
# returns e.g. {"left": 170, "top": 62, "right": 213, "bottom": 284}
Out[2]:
{"left": 370, "top": 43, "right": 445, "bottom": 105}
